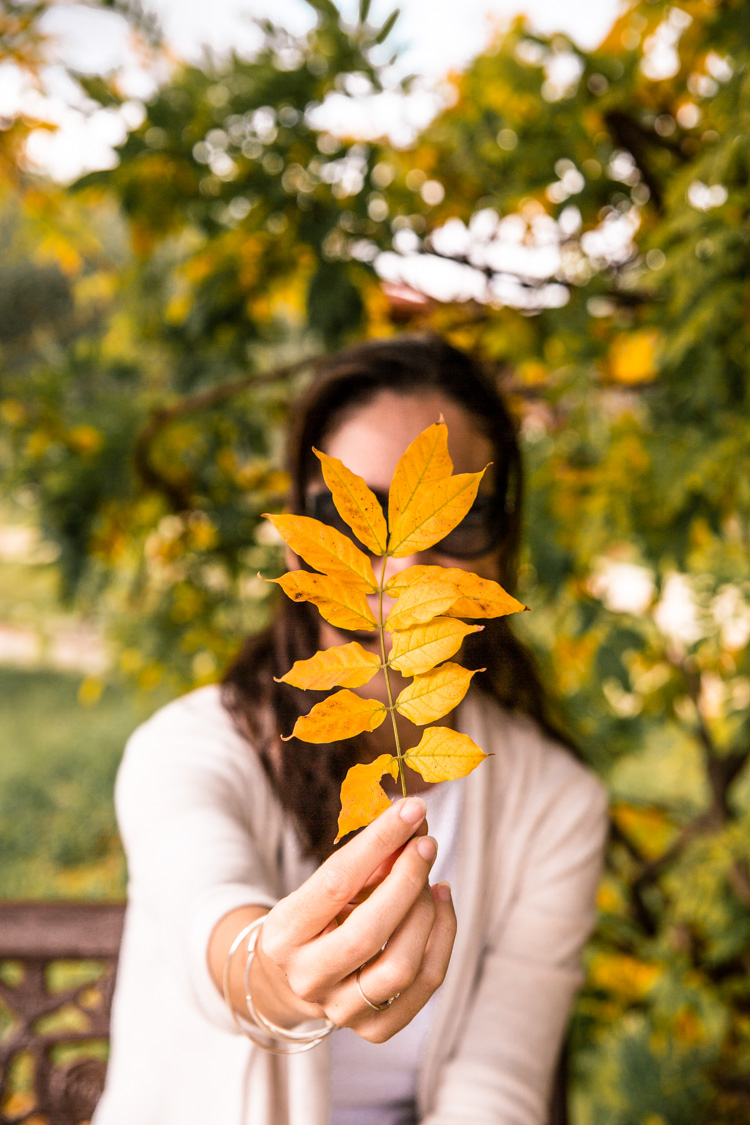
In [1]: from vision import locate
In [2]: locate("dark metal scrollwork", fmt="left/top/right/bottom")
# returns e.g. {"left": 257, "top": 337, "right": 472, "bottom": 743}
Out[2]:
{"left": 0, "top": 902, "right": 125, "bottom": 1125}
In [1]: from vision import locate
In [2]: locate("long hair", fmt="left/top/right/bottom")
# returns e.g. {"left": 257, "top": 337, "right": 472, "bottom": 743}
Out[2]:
{"left": 222, "top": 335, "right": 571, "bottom": 862}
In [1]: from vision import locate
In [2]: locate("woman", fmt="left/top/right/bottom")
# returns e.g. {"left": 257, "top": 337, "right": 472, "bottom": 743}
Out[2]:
{"left": 94, "top": 335, "right": 608, "bottom": 1125}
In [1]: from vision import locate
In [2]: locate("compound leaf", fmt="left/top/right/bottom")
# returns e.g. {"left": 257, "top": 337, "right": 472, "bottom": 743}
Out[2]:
{"left": 335, "top": 754, "right": 398, "bottom": 842}
{"left": 275, "top": 641, "right": 381, "bottom": 690}
{"left": 269, "top": 420, "right": 514, "bottom": 836}
{"left": 404, "top": 726, "right": 488, "bottom": 783}
{"left": 388, "top": 469, "right": 486, "bottom": 558}
{"left": 271, "top": 571, "right": 377, "bottom": 631}
{"left": 388, "top": 421, "right": 452, "bottom": 545}
{"left": 395, "top": 662, "right": 480, "bottom": 724}
{"left": 388, "top": 617, "right": 483, "bottom": 676}
{"left": 264, "top": 513, "right": 377, "bottom": 591}
{"left": 314, "top": 448, "right": 388, "bottom": 555}
{"left": 287, "top": 689, "right": 386, "bottom": 743}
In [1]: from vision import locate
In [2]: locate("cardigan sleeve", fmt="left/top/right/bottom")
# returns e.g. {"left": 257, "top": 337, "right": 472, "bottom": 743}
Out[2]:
{"left": 422, "top": 752, "right": 609, "bottom": 1125}
{"left": 114, "top": 687, "right": 283, "bottom": 1031}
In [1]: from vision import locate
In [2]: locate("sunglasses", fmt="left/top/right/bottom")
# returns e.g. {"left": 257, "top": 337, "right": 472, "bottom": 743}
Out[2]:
{"left": 304, "top": 488, "right": 506, "bottom": 560}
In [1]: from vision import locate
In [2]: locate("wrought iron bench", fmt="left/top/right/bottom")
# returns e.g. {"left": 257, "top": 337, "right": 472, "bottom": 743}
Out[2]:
{"left": 0, "top": 900, "right": 568, "bottom": 1125}
{"left": 0, "top": 901, "right": 125, "bottom": 1125}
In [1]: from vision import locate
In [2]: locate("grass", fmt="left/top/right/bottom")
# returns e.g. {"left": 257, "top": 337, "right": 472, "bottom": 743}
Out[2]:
{"left": 0, "top": 665, "right": 162, "bottom": 900}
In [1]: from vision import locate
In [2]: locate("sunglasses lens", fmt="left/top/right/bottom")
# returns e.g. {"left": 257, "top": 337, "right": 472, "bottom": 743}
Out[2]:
{"left": 434, "top": 508, "right": 503, "bottom": 558}
{"left": 307, "top": 494, "right": 360, "bottom": 541}
{"left": 305, "top": 493, "right": 503, "bottom": 559}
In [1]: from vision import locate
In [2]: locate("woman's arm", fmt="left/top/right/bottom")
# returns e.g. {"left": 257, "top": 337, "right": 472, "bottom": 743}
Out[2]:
{"left": 209, "top": 797, "right": 457, "bottom": 1041}
{"left": 116, "top": 689, "right": 457, "bottom": 1043}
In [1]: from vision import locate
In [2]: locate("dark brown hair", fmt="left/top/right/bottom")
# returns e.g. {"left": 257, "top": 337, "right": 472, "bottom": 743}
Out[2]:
{"left": 222, "top": 334, "right": 571, "bottom": 862}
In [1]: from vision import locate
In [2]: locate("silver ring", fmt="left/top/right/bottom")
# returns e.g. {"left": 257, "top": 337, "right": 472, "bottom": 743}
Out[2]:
{"left": 356, "top": 964, "right": 399, "bottom": 1011}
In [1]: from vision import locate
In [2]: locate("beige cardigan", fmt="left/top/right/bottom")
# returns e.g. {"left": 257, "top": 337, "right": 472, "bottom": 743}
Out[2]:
{"left": 94, "top": 685, "right": 608, "bottom": 1125}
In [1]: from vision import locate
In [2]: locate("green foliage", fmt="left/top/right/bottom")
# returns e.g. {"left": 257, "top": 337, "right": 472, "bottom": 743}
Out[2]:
{"left": 0, "top": 666, "right": 158, "bottom": 898}
{"left": 1, "top": 0, "right": 408, "bottom": 687}
{"left": 2, "top": 0, "right": 750, "bottom": 1119}
{"left": 0, "top": 1, "right": 159, "bottom": 185}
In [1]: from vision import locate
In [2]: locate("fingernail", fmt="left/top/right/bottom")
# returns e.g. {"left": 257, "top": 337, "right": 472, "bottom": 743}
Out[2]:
{"left": 435, "top": 881, "right": 452, "bottom": 903}
{"left": 399, "top": 797, "right": 426, "bottom": 825}
{"left": 417, "top": 835, "right": 437, "bottom": 862}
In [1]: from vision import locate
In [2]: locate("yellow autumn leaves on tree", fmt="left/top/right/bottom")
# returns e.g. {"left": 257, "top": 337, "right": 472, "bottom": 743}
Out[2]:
{"left": 264, "top": 420, "right": 527, "bottom": 841}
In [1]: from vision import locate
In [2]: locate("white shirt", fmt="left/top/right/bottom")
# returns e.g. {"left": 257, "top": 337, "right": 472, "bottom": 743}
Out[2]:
{"left": 330, "top": 780, "right": 462, "bottom": 1125}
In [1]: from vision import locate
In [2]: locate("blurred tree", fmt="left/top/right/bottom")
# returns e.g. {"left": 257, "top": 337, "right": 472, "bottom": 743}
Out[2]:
{"left": 0, "top": 0, "right": 159, "bottom": 183}
{"left": 2, "top": 0, "right": 402, "bottom": 686}
{"left": 1, "top": 0, "right": 749, "bottom": 1120}
{"left": 0, "top": 1, "right": 48, "bottom": 183}
{"left": 381, "top": 2, "right": 749, "bottom": 1121}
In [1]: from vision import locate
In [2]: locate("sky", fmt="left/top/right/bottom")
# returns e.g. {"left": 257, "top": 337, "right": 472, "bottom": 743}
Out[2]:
{"left": 12, "top": 0, "right": 624, "bottom": 181}
{"left": 146, "top": 0, "right": 623, "bottom": 71}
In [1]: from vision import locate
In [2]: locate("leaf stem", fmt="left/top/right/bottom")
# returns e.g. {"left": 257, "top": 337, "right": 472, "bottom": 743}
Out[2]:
{"left": 378, "top": 553, "right": 407, "bottom": 798}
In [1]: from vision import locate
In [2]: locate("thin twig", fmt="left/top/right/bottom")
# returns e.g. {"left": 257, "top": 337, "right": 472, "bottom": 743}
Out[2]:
{"left": 132, "top": 354, "right": 322, "bottom": 511}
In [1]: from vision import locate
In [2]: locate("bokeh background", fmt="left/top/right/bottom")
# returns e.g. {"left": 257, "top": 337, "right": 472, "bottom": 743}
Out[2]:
{"left": 1, "top": 0, "right": 749, "bottom": 1120}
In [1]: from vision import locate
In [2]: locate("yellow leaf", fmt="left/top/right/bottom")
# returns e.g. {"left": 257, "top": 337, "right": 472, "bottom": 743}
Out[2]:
{"left": 388, "top": 470, "right": 486, "bottom": 558}
{"left": 288, "top": 689, "right": 386, "bottom": 743}
{"left": 440, "top": 568, "right": 528, "bottom": 619}
{"left": 335, "top": 754, "right": 398, "bottom": 842}
{"left": 404, "top": 726, "right": 488, "bottom": 782}
{"left": 264, "top": 514, "right": 378, "bottom": 592}
{"left": 313, "top": 448, "right": 388, "bottom": 555}
{"left": 271, "top": 571, "right": 377, "bottom": 631}
{"left": 388, "top": 422, "right": 453, "bottom": 546}
{"left": 385, "top": 564, "right": 435, "bottom": 596}
{"left": 385, "top": 577, "right": 459, "bottom": 631}
{"left": 387, "top": 565, "right": 527, "bottom": 619}
{"left": 395, "top": 662, "right": 480, "bottom": 724}
{"left": 610, "top": 803, "right": 677, "bottom": 862}
{"left": 389, "top": 618, "right": 483, "bottom": 676}
{"left": 588, "top": 951, "right": 662, "bottom": 1000}
{"left": 275, "top": 641, "right": 381, "bottom": 690}
{"left": 609, "top": 330, "right": 660, "bottom": 385}
{"left": 68, "top": 424, "right": 103, "bottom": 455}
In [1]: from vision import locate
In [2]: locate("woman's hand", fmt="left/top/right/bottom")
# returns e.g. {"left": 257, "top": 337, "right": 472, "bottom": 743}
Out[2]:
{"left": 211, "top": 796, "right": 456, "bottom": 1044}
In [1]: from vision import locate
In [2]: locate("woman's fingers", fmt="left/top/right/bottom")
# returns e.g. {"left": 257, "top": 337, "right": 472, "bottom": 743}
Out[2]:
{"left": 346, "top": 881, "right": 457, "bottom": 1043}
{"left": 258, "top": 794, "right": 451, "bottom": 1037}
{"left": 264, "top": 796, "right": 427, "bottom": 956}
{"left": 326, "top": 881, "right": 437, "bottom": 1026}
{"left": 300, "top": 834, "right": 438, "bottom": 993}
{"left": 348, "top": 817, "right": 429, "bottom": 906}
{"left": 407, "top": 881, "right": 457, "bottom": 1007}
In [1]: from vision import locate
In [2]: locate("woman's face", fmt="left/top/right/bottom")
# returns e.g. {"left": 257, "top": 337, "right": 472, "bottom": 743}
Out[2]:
{"left": 310, "top": 388, "right": 502, "bottom": 637}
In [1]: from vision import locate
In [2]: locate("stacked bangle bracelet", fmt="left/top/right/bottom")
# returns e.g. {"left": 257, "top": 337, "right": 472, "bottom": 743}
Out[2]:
{"left": 222, "top": 917, "right": 336, "bottom": 1055}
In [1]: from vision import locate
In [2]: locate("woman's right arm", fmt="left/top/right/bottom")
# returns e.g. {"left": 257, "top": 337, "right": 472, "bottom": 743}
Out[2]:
{"left": 209, "top": 797, "right": 457, "bottom": 1043}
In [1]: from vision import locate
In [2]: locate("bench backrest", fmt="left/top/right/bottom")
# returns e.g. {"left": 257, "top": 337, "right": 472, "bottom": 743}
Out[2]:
{"left": 0, "top": 901, "right": 125, "bottom": 1125}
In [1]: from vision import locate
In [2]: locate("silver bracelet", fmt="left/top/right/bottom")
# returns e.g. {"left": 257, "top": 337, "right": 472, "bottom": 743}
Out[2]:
{"left": 223, "top": 917, "right": 336, "bottom": 1054}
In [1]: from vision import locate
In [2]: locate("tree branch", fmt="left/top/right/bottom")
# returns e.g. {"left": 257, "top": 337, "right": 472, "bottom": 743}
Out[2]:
{"left": 679, "top": 661, "right": 750, "bottom": 823}
{"left": 603, "top": 110, "right": 685, "bottom": 212}
{"left": 607, "top": 819, "right": 659, "bottom": 935}
{"left": 132, "top": 354, "right": 322, "bottom": 511}
{"left": 729, "top": 860, "right": 750, "bottom": 910}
